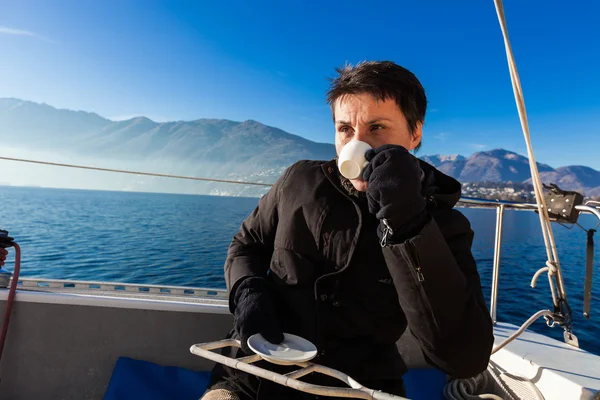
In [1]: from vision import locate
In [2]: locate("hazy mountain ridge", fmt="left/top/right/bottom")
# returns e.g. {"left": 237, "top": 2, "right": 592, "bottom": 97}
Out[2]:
{"left": 0, "top": 98, "right": 336, "bottom": 196}
{"left": 1, "top": 98, "right": 599, "bottom": 197}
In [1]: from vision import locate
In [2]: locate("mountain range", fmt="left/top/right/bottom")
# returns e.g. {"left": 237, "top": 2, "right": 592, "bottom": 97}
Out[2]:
{"left": 421, "top": 150, "right": 600, "bottom": 197}
{"left": 1, "top": 98, "right": 599, "bottom": 197}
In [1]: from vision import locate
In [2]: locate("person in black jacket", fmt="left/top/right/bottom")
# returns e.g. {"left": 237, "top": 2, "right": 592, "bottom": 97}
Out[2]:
{"left": 202, "top": 61, "right": 494, "bottom": 400}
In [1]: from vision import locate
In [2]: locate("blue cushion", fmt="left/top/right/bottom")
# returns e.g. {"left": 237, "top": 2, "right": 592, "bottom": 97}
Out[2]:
{"left": 103, "top": 357, "right": 445, "bottom": 400}
{"left": 104, "top": 357, "right": 211, "bottom": 400}
{"left": 403, "top": 368, "right": 447, "bottom": 400}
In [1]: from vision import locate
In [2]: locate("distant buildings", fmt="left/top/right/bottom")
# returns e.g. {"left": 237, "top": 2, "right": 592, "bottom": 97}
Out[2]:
{"left": 461, "top": 182, "right": 535, "bottom": 202}
{"left": 460, "top": 181, "right": 600, "bottom": 203}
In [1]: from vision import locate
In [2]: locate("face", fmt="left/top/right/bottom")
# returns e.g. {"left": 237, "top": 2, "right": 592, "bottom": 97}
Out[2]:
{"left": 334, "top": 93, "right": 422, "bottom": 191}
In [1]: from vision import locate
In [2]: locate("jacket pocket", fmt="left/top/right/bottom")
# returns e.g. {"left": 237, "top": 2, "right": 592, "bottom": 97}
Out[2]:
{"left": 270, "top": 246, "right": 320, "bottom": 285}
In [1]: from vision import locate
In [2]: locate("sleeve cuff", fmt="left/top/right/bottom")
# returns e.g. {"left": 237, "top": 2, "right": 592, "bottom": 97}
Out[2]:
{"left": 377, "top": 212, "right": 430, "bottom": 245}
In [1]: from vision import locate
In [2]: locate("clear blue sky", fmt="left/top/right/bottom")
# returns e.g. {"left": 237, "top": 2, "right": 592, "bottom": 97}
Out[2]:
{"left": 1, "top": 0, "right": 599, "bottom": 168}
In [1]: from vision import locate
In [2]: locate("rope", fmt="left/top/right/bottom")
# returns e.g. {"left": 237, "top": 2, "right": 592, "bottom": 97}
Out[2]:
{"left": 443, "top": 3, "right": 579, "bottom": 398}
{"left": 444, "top": 362, "right": 545, "bottom": 400}
{"left": 0, "top": 242, "right": 21, "bottom": 380}
{"left": 444, "top": 311, "right": 551, "bottom": 399}
{"left": 0, "top": 156, "right": 274, "bottom": 187}
{"left": 492, "top": 0, "right": 569, "bottom": 313}
{"left": 583, "top": 229, "right": 595, "bottom": 318}
{"left": 444, "top": 372, "right": 504, "bottom": 400}
{"left": 491, "top": 310, "right": 555, "bottom": 354}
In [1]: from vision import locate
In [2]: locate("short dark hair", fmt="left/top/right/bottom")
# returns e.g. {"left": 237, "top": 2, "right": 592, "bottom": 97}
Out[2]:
{"left": 326, "top": 61, "right": 427, "bottom": 151}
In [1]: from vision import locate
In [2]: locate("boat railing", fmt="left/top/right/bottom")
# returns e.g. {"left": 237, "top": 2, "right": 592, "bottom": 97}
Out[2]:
{"left": 14, "top": 277, "right": 229, "bottom": 300}
{"left": 456, "top": 196, "right": 600, "bottom": 324}
{"left": 10, "top": 195, "right": 600, "bottom": 325}
{"left": 3, "top": 148, "right": 600, "bottom": 326}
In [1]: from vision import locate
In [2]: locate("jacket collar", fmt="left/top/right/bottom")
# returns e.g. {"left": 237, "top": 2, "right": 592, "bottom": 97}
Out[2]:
{"left": 321, "top": 159, "right": 364, "bottom": 201}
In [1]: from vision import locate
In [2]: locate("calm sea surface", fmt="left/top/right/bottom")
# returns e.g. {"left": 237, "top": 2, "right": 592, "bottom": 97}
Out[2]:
{"left": 1, "top": 186, "right": 598, "bottom": 355}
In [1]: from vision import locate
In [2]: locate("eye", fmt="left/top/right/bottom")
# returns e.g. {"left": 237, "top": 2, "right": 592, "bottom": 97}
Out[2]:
{"left": 370, "top": 124, "right": 385, "bottom": 131}
{"left": 338, "top": 125, "right": 353, "bottom": 133}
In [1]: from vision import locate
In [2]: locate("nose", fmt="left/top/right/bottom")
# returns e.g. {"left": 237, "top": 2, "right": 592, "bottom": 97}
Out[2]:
{"left": 353, "top": 128, "right": 372, "bottom": 147}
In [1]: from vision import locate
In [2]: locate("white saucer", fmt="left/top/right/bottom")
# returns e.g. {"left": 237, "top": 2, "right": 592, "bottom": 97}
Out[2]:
{"left": 247, "top": 333, "right": 318, "bottom": 365}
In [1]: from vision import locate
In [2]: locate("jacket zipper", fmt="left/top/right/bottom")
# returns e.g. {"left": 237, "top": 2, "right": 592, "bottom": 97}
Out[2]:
{"left": 314, "top": 198, "right": 363, "bottom": 357}
{"left": 407, "top": 241, "right": 425, "bottom": 282}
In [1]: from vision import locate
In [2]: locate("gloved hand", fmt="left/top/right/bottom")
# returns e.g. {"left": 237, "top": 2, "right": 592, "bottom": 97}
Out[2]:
{"left": 362, "top": 144, "right": 427, "bottom": 243}
{"left": 232, "top": 277, "right": 284, "bottom": 354}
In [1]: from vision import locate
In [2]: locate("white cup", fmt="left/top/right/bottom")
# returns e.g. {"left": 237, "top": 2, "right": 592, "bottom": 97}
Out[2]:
{"left": 337, "top": 140, "right": 373, "bottom": 180}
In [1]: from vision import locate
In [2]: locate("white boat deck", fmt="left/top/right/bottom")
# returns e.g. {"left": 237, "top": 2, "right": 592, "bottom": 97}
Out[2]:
{"left": 492, "top": 322, "right": 600, "bottom": 400}
{"left": 0, "top": 279, "right": 599, "bottom": 399}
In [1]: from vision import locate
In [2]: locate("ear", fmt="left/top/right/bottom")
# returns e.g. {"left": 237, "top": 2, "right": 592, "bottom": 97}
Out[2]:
{"left": 408, "top": 122, "right": 423, "bottom": 151}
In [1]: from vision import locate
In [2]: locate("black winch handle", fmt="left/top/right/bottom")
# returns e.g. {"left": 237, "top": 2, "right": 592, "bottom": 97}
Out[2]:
{"left": 0, "top": 230, "right": 14, "bottom": 249}
{"left": 583, "top": 229, "right": 595, "bottom": 319}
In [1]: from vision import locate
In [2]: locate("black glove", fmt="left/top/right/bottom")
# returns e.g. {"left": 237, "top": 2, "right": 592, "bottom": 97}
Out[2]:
{"left": 362, "top": 144, "right": 427, "bottom": 244}
{"left": 232, "top": 277, "right": 284, "bottom": 354}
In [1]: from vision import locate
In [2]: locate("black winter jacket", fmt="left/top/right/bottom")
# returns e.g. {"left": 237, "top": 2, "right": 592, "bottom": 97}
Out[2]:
{"left": 209, "top": 159, "right": 494, "bottom": 399}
